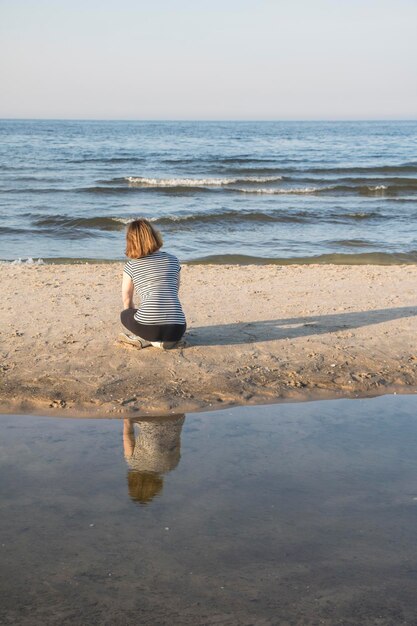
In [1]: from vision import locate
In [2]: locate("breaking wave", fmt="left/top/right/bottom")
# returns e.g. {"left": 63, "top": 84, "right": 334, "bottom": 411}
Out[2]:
{"left": 26, "top": 208, "right": 387, "bottom": 234}
{"left": 233, "top": 186, "right": 319, "bottom": 195}
{"left": 125, "top": 175, "right": 283, "bottom": 187}
{"left": 232, "top": 182, "right": 417, "bottom": 195}
{"left": 78, "top": 179, "right": 417, "bottom": 196}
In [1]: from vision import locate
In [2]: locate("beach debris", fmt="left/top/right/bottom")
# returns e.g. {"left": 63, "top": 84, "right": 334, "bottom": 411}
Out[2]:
{"left": 62, "top": 337, "right": 77, "bottom": 344}
{"left": 351, "top": 372, "right": 372, "bottom": 380}
{"left": 120, "top": 396, "right": 137, "bottom": 406}
{"left": 49, "top": 399, "right": 66, "bottom": 408}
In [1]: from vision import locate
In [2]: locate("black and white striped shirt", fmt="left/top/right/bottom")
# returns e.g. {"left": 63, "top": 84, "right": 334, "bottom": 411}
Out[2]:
{"left": 124, "top": 250, "right": 186, "bottom": 325}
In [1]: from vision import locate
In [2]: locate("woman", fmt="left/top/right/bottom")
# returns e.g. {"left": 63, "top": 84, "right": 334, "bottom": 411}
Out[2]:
{"left": 120, "top": 219, "right": 186, "bottom": 349}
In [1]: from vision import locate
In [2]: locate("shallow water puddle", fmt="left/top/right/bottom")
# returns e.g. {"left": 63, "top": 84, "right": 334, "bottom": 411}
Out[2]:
{"left": 1, "top": 395, "right": 417, "bottom": 625}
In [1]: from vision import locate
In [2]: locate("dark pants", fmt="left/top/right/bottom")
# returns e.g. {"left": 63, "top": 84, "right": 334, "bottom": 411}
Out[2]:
{"left": 120, "top": 309, "right": 186, "bottom": 342}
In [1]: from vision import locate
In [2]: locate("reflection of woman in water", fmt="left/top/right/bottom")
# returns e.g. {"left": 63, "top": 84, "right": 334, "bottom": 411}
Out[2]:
{"left": 123, "top": 415, "right": 185, "bottom": 505}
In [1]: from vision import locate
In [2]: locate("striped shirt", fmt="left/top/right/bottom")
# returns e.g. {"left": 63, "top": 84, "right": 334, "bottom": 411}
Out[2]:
{"left": 124, "top": 250, "right": 186, "bottom": 325}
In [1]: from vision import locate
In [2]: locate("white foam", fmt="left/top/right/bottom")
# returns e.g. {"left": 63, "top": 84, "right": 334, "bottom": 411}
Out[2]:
{"left": 125, "top": 176, "right": 282, "bottom": 187}
{"left": 111, "top": 215, "right": 181, "bottom": 224}
{"left": 368, "top": 185, "right": 387, "bottom": 191}
{"left": 111, "top": 217, "right": 132, "bottom": 224}
{"left": 11, "top": 257, "right": 44, "bottom": 265}
{"left": 233, "top": 186, "right": 319, "bottom": 195}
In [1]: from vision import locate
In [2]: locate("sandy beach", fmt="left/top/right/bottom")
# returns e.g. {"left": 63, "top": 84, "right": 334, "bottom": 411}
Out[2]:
{"left": 0, "top": 263, "right": 416, "bottom": 417}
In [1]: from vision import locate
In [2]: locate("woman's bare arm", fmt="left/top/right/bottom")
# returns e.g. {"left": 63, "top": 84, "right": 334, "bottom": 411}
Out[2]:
{"left": 123, "top": 419, "right": 135, "bottom": 458}
{"left": 122, "top": 272, "right": 135, "bottom": 309}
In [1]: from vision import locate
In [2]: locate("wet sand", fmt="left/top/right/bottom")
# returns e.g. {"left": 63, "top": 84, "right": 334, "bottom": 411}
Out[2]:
{"left": 0, "top": 263, "right": 417, "bottom": 416}
{"left": 1, "top": 395, "right": 417, "bottom": 625}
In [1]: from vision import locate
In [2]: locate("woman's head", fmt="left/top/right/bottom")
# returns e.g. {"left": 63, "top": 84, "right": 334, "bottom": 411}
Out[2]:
{"left": 127, "top": 471, "right": 164, "bottom": 504}
{"left": 125, "top": 219, "right": 163, "bottom": 258}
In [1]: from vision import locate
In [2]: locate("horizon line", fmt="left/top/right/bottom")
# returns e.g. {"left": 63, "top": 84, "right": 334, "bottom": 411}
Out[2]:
{"left": 0, "top": 117, "right": 416, "bottom": 123}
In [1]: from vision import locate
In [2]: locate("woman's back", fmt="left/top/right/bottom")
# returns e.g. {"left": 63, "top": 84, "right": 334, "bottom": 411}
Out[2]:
{"left": 124, "top": 250, "right": 186, "bottom": 325}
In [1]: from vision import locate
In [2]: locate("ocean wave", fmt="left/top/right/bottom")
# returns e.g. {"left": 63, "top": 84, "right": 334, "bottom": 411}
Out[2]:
{"left": 232, "top": 186, "right": 319, "bottom": 195}
{"left": 170, "top": 208, "right": 384, "bottom": 224}
{"left": 232, "top": 182, "right": 417, "bottom": 195}
{"left": 4, "top": 251, "right": 416, "bottom": 266}
{"left": 327, "top": 239, "right": 380, "bottom": 248}
{"left": 157, "top": 160, "right": 417, "bottom": 174}
{"left": 153, "top": 210, "right": 311, "bottom": 226}
{"left": 307, "top": 163, "right": 417, "bottom": 175}
{"left": 0, "top": 187, "right": 66, "bottom": 194}
{"left": 0, "top": 220, "right": 97, "bottom": 239}
{"left": 125, "top": 175, "right": 283, "bottom": 187}
{"left": 188, "top": 251, "right": 417, "bottom": 265}
{"left": 30, "top": 211, "right": 310, "bottom": 231}
{"left": 7, "top": 176, "right": 60, "bottom": 183}
{"left": 80, "top": 186, "right": 137, "bottom": 195}
{"left": 26, "top": 208, "right": 386, "bottom": 233}
{"left": 292, "top": 175, "right": 416, "bottom": 185}
{"left": 68, "top": 156, "right": 145, "bottom": 164}
{"left": 344, "top": 211, "right": 382, "bottom": 220}
{"left": 212, "top": 166, "right": 288, "bottom": 175}
{"left": 160, "top": 209, "right": 383, "bottom": 224}
{"left": 161, "top": 156, "right": 286, "bottom": 165}
{"left": 4, "top": 177, "right": 416, "bottom": 197}
{"left": 336, "top": 183, "right": 417, "bottom": 195}
{"left": 0, "top": 225, "right": 32, "bottom": 235}
{"left": 33, "top": 215, "right": 126, "bottom": 231}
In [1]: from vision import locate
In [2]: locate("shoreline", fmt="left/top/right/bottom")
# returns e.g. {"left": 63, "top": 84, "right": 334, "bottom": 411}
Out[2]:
{"left": 1, "top": 263, "right": 416, "bottom": 418}
{"left": 0, "top": 387, "right": 416, "bottom": 421}
{"left": 3, "top": 251, "right": 417, "bottom": 266}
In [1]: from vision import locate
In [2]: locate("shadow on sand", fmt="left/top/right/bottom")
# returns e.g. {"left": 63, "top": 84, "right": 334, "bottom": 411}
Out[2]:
{"left": 186, "top": 306, "right": 417, "bottom": 347}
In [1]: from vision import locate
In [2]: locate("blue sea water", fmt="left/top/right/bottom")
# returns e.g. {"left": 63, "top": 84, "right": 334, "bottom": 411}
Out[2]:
{"left": 0, "top": 119, "right": 416, "bottom": 263}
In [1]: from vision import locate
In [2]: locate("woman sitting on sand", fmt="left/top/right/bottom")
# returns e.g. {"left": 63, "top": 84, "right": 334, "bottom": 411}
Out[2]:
{"left": 119, "top": 219, "right": 186, "bottom": 350}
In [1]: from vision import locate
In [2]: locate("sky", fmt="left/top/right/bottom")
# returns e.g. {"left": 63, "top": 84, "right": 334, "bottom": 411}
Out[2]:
{"left": 0, "top": 0, "right": 416, "bottom": 120}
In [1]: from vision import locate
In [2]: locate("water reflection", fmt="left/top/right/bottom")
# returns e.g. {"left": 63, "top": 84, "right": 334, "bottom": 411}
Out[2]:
{"left": 123, "top": 414, "right": 185, "bottom": 505}
{"left": 2, "top": 396, "right": 417, "bottom": 623}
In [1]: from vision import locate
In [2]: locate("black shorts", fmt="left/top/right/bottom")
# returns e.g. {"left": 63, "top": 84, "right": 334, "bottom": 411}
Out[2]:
{"left": 120, "top": 309, "right": 186, "bottom": 342}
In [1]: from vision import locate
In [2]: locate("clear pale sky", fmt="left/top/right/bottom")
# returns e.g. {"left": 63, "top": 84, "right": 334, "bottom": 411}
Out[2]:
{"left": 1, "top": 0, "right": 416, "bottom": 120}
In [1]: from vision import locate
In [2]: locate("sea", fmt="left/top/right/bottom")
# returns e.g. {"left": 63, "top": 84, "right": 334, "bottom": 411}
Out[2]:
{"left": 0, "top": 119, "right": 416, "bottom": 264}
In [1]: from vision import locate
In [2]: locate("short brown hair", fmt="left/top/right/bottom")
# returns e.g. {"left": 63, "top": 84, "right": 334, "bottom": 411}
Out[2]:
{"left": 125, "top": 219, "right": 163, "bottom": 258}
{"left": 127, "top": 471, "right": 163, "bottom": 504}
